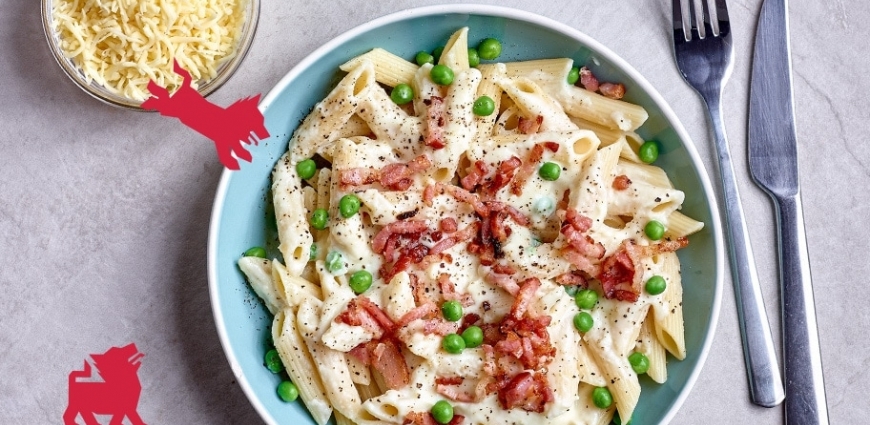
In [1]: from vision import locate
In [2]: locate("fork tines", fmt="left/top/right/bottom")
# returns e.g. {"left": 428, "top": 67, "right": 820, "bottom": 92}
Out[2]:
{"left": 673, "top": 0, "right": 730, "bottom": 41}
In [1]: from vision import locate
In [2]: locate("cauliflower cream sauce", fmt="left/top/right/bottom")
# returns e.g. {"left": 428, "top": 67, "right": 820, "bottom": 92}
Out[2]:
{"left": 256, "top": 36, "right": 694, "bottom": 425}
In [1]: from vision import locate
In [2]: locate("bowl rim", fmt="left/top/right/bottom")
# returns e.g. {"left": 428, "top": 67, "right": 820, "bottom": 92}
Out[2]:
{"left": 207, "top": 4, "right": 725, "bottom": 424}
{"left": 40, "top": 0, "right": 261, "bottom": 110}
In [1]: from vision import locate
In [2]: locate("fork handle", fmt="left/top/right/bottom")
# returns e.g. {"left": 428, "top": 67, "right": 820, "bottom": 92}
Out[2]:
{"left": 772, "top": 193, "right": 829, "bottom": 424}
{"left": 704, "top": 94, "right": 785, "bottom": 407}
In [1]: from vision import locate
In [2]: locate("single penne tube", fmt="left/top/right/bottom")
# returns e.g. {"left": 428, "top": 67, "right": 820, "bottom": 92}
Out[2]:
{"left": 557, "top": 85, "right": 649, "bottom": 131}
{"left": 665, "top": 210, "right": 705, "bottom": 238}
{"left": 273, "top": 151, "right": 314, "bottom": 276}
{"left": 473, "top": 63, "right": 506, "bottom": 143}
{"left": 238, "top": 257, "right": 282, "bottom": 314}
{"left": 650, "top": 252, "right": 687, "bottom": 359}
{"left": 289, "top": 60, "right": 376, "bottom": 162}
{"left": 273, "top": 309, "right": 333, "bottom": 425}
{"left": 297, "top": 299, "right": 365, "bottom": 422}
{"left": 339, "top": 48, "right": 419, "bottom": 88}
{"left": 497, "top": 76, "right": 578, "bottom": 132}
{"left": 637, "top": 310, "right": 668, "bottom": 384}
{"left": 438, "top": 27, "right": 470, "bottom": 71}
{"left": 587, "top": 343, "right": 641, "bottom": 425}
{"left": 503, "top": 58, "right": 574, "bottom": 83}
{"left": 427, "top": 68, "right": 482, "bottom": 182}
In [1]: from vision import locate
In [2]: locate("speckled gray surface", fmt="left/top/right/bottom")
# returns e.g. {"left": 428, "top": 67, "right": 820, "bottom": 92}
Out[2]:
{"left": 1, "top": 0, "right": 868, "bottom": 423}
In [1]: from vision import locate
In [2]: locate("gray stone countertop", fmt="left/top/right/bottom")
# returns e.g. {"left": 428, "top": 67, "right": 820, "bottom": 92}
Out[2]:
{"left": 1, "top": 0, "right": 867, "bottom": 423}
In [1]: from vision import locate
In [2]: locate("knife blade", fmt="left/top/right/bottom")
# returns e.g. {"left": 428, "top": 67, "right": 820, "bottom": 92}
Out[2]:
{"left": 747, "top": 0, "right": 829, "bottom": 423}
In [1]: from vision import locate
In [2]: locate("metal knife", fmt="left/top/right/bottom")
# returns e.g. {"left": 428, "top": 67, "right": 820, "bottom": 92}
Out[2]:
{"left": 748, "top": 0, "right": 829, "bottom": 423}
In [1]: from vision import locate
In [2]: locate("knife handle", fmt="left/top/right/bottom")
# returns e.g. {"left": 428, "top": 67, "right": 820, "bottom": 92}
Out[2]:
{"left": 773, "top": 194, "right": 829, "bottom": 424}
{"left": 705, "top": 95, "right": 785, "bottom": 407}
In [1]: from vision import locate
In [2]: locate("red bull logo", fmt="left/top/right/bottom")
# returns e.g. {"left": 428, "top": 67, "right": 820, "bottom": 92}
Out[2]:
{"left": 63, "top": 343, "right": 146, "bottom": 425}
{"left": 142, "top": 60, "right": 269, "bottom": 170}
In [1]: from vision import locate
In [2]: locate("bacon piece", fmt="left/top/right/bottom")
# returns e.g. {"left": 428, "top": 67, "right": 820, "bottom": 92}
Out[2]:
{"left": 518, "top": 115, "right": 544, "bottom": 135}
{"left": 510, "top": 144, "right": 545, "bottom": 196}
{"left": 440, "top": 217, "right": 458, "bottom": 233}
{"left": 403, "top": 412, "right": 437, "bottom": 425}
{"left": 379, "top": 155, "right": 433, "bottom": 191}
{"left": 443, "top": 184, "right": 489, "bottom": 217}
{"left": 356, "top": 297, "right": 396, "bottom": 333}
{"left": 459, "top": 313, "right": 481, "bottom": 333}
{"left": 510, "top": 278, "right": 541, "bottom": 320}
{"left": 396, "top": 302, "right": 438, "bottom": 328}
{"left": 556, "top": 189, "right": 571, "bottom": 212}
{"left": 554, "top": 271, "right": 589, "bottom": 287}
{"left": 599, "top": 82, "right": 626, "bottom": 99}
{"left": 423, "top": 183, "right": 437, "bottom": 206}
{"left": 487, "top": 201, "right": 530, "bottom": 226}
{"left": 348, "top": 343, "right": 371, "bottom": 365}
{"left": 653, "top": 236, "right": 690, "bottom": 253}
{"left": 339, "top": 167, "right": 379, "bottom": 186}
{"left": 381, "top": 243, "right": 429, "bottom": 282}
{"left": 612, "top": 174, "right": 632, "bottom": 190}
{"left": 486, "top": 271, "right": 520, "bottom": 296}
{"left": 422, "top": 319, "right": 460, "bottom": 336}
{"left": 424, "top": 96, "right": 446, "bottom": 149}
{"left": 579, "top": 66, "right": 599, "bottom": 92}
{"left": 371, "top": 339, "right": 410, "bottom": 390}
{"left": 491, "top": 263, "right": 517, "bottom": 275}
{"left": 436, "top": 377, "right": 475, "bottom": 403}
{"left": 437, "top": 273, "right": 474, "bottom": 307}
{"left": 460, "top": 160, "right": 490, "bottom": 191}
{"left": 497, "top": 371, "right": 554, "bottom": 413}
{"left": 598, "top": 241, "right": 640, "bottom": 302}
{"left": 335, "top": 298, "right": 386, "bottom": 337}
{"left": 429, "top": 222, "right": 478, "bottom": 255}
{"left": 373, "top": 220, "right": 430, "bottom": 253}
{"left": 481, "top": 157, "right": 522, "bottom": 198}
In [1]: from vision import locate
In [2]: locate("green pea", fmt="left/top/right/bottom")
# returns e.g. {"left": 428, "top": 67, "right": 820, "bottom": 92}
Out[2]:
{"left": 567, "top": 66, "right": 580, "bottom": 85}
{"left": 477, "top": 38, "right": 502, "bottom": 60}
{"left": 472, "top": 95, "right": 495, "bottom": 116}
{"left": 264, "top": 348, "right": 282, "bottom": 373}
{"left": 644, "top": 220, "right": 665, "bottom": 240}
{"left": 574, "top": 312, "right": 594, "bottom": 333}
{"left": 461, "top": 325, "right": 483, "bottom": 348}
{"left": 309, "top": 244, "right": 317, "bottom": 261}
{"left": 442, "top": 333, "right": 465, "bottom": 354}
{"left": 539, "top": 162, "right": 561, "bottom": 181}
{"left": 244, "top": 246, "right": 267, "bottom": 258}
{"left": 310, "top": 208, "right": 328, "bottom": 230}
{"left": 574, "top": 289, "right": 599, "bottom": 310}
{"left": 277, "top": 381, "right": 299, "bottom": 402}
{"left": 467, "top": 47, "right": 480, "bottom": 67}
{"left": 533, "top": 196, "right": 555, "bottom": 216}
{"left": 645, "top": 275, "right": 667, "bottom": 295}
{"left": 430, "top": 64, "right": 454, "bottom": 85}
{"left": 441, "top": 300, "right": 463, "bottom": 322}
{"left": 415, "top": 51, "right": 435, "bottom": 66}
{"left": 638, "top": 141, "right": 659, "bottom": 164}
{"left": 628, "top": 352, "right": 650, "bottom": 374}
{"left": 390, "top": 83, "right": 414, "bottom": 105}
{"left": 349, "top": 270, "right": 373, "bottom": 294}
{"left": 325, "top": 251, "right": 344, "bottom": 274}
{"left": 592, "top": 386, "right": 613, "bottom": 409}
{"left": 296, "top": 159, "right": 317, "bottom": 179}
{"left": 339, "top": 194, "right": 361, "bottom": 218}
{"left": 564, "top": 285, "right": 580, "bottom": 297}
{"left": 432, "top": 46, "right": 444, "bottom": 62}
{"left": 430, "top": 400, "right": 454, "bottom": 424}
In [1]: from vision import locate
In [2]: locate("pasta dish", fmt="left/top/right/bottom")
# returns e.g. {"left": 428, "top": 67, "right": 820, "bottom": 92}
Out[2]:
{"left": 238, "top": 27, "right": 703, "bottom": 425}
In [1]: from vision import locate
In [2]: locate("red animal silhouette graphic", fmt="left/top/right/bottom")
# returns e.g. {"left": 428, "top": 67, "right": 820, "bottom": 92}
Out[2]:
{"left": 142, "top": 60, "right": 269, "bottom": 170}
{"left": 63, "top": 343, "right": 146, "bottom": 425}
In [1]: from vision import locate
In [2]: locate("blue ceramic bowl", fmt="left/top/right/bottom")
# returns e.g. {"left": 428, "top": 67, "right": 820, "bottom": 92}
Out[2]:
{"left": 208, "top": 5, "right": 724, "bottom": 424}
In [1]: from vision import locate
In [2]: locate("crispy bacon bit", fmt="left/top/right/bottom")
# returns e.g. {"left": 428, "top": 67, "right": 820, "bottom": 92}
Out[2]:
{"left": 560, "top": 208, "right": 605, "bottom": 275}
{"left": 435, "top": 376, "right": 464, "bottom": 386}
{"left": 497, "top": 371, "right": 554, "bottom": 413}
{"left": 423, "top": 183, "right": 437, "bottom": 206}
{"left": 371, "top": 339, "right": 410, "bottom": 390}
{"left": 348, "top": 343, "right": 371, "bottom": 365}
{"left": 373, "top": 220, "right": 430, "bottom": 254}
{"left": 336, "top": 298, "right": 387, "bottom": 337}
{"left": 429, "top": 223, "right": 478, "bottom": 255}
{"left": 438, "top": 273, "right": 474, "bottom": 307}
{"left": 403, "top": 412, "right": 437, "bottom": 425}
{"left": 654, "top": 236, "right": 690, "bottom": 253}
{"left": 409, "top": 273, "right": 432, "bottom": 306}
{"left": 612, "top": 174, "right": 632, "bottom": 190}
{"left": 459, "top": 313, "right": 481, "bottom": 333}
{"left": 510, "top": 278, "right": 541, "bottom": 320}
{"left": 491, "top": 263, "right": 517, "bottom": 275}
{"left": 356, "top": 297, "right": 396, "bottom": 333}
{"left": 424, "top": 96, "right": 446, "bottom": 149}
{"left": 556, "top": 189, "right": 571, "bottom": 212}
{"left": 554, "top": 270, "right": 589, "bottom": 287}
{"left": 517, "top": 115, "right": 544, "bottom": 135}
{"left": 440, "top": 217, "right": 458, "bottom": 233}
{"left": 396, "top": 302, "right": 438, "bottom": 328}
{"left": 511, "top": 143, "right": 550, "bottom": 195}
{"left": 341, "top": 155, "right": 432, "bottom": 191}
{"left": 486, "top": 271, "right": 520, "bottom": 296}
{"left": 339, "top": 167, "right": 379, "bottom": 186}
{"left": 487, "top": 201, "right": 531, "bottom": 226}
{"left": 598, "top": 241, "right": 640, "bottom": 302}
{"left": 579, "top": 66, "right": 599, "bottom": 91}
{"left": 460, "top": 160, "right": 490, "bottom": 191}
{"left": 599, "top": 82, "right": 626, "bottom": 99}
{"left": 437, "top": 381, "right": 475, "bottom": 402}
{"left": 422, "top": 319, "right": 460, "bottom": 336}
{"left": 481, "top": 156, "right": 522, "bottom": 198}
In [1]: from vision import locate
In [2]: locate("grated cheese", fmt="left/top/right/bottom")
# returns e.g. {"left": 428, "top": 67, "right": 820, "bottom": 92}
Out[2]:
{"left": 52, "top": 0, "right": 248, "bottom": 101}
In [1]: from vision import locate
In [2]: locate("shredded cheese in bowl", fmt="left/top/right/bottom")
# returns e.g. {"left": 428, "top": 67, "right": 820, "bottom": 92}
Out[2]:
{"left": 43, "top": 0, "right": 256, "bottom": 107}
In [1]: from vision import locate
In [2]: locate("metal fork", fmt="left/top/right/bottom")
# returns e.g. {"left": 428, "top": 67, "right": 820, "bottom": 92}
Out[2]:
{"left": 672, "top": 0, "right": 785, "bottom": 408}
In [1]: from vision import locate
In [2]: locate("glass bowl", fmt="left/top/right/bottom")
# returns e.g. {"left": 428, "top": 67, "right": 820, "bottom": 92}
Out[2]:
{"left": 40, "top": 0, "right": 260, "bottom": 110}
